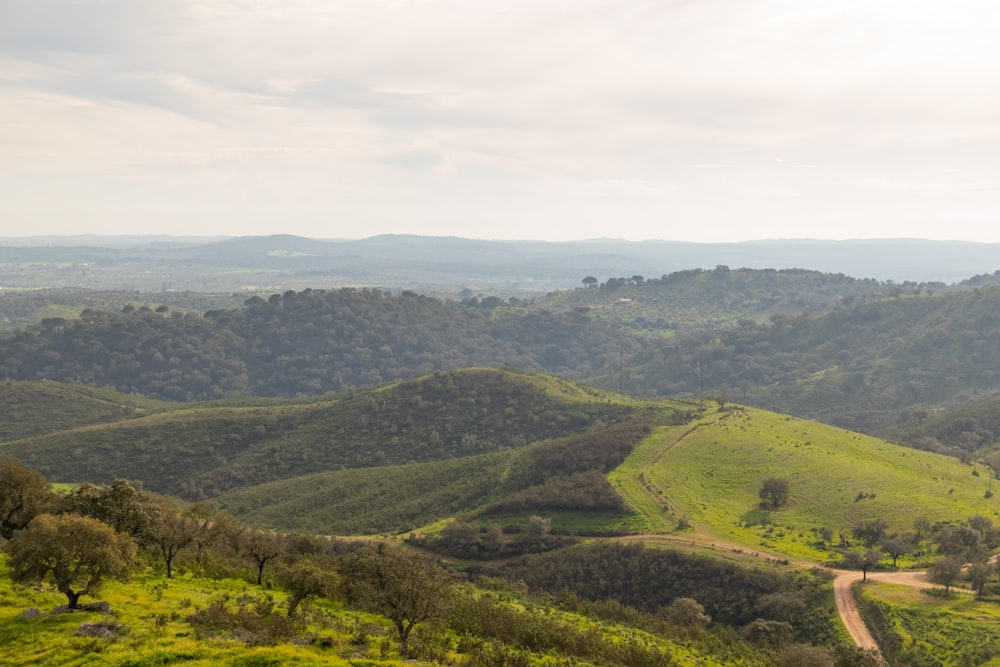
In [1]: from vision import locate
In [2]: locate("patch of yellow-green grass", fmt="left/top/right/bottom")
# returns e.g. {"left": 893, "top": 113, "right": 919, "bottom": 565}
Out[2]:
{"left": 617, "top": 406, "right": 997, "bottom": 561}
{"left": 857, "top": 581, "right": 1000, "bottom": 666}
{"left": 0, "top": 557, "right": 406, "bottom": 667}
{"left": 608, "top": 410, "right": 731, "bottom": 535}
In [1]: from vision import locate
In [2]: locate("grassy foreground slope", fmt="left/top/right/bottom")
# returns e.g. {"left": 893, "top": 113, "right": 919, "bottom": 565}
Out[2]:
{"left": 0, "top": 554, "right": 763, "bottom": 667}
{"left": 615, "top": 406, "right": 997, "bottom": 561}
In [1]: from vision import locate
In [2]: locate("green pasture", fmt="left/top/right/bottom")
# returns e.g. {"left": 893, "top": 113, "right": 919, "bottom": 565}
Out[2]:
{"left": 857, "top": 581, "right": 1000, "bottom": 666}
{"left": 612, "top": 406, "right": 997, "bottom": 561}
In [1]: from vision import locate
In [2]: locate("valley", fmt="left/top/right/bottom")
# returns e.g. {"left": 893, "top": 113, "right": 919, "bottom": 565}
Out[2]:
{"left": 2, "top": 236, "right": 1000, "bottom": 665}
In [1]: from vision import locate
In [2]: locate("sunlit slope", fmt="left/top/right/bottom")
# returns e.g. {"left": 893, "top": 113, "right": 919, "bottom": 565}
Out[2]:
{"left": 615, "top": 406, "right": 997, "bottom": 561}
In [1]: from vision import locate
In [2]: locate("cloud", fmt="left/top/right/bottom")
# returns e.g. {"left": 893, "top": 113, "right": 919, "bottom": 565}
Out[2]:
{"left": 1, "top": 0, "right": 1000, "bottom": 241}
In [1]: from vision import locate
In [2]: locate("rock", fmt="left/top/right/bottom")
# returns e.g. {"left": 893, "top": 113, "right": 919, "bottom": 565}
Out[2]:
{"left": 76, "top": 621, "right": 120, "bottom": 639}
{"left": 18, "top": 608, "right": 42, "bottom": 620}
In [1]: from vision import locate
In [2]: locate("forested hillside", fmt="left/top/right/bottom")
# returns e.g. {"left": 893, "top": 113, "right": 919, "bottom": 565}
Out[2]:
{"left": 628, "top": 287, "right": 1000, "bottom": 433}
{"left": 533, "top": 266, "right": 929, "bottom": 334}
{"left": 0, "top": 288, "right": 635, "bottom": 400}
{"left": 5, "top": 281, "right": 1000, "bottom": 440}
{"left": 0, "top": 369, "right": 641, "bottom": 500}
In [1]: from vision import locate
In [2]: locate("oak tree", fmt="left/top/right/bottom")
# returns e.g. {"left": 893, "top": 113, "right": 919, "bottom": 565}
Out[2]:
{"left": 341, "top": 542, "right": 454, "bottom": 657}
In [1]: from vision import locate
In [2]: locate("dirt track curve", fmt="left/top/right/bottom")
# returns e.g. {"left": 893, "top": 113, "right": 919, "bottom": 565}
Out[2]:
{"left": 615, "top": 534, "right": 963, "bottom": 654}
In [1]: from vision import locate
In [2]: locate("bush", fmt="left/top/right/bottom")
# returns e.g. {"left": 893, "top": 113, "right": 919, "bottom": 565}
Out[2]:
{"left": 186, "top": 593, "right": 298, "bottom": 646}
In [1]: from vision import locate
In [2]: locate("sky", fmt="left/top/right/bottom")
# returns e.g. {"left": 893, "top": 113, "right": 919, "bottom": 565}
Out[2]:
{"left": 2, "top": 0, "right": 1000, "bottom": 243}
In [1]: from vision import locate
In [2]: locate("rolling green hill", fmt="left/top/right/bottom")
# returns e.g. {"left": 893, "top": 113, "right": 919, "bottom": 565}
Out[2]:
{"left": 214, "top": 415, "right": 656, "bottom": 535}
{"left": 0, "top": 373, "right": 991, "bottom": 555}
{"left": 0, "top": 369, "right": 642, "bottom": 499}
{"left": 610, "top": 406, "right": 997, "bottom": 562}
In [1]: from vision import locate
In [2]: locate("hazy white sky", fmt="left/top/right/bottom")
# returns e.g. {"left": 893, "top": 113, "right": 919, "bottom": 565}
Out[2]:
{"left": 2, "top": 0, "right": 1000, "bottom": 242}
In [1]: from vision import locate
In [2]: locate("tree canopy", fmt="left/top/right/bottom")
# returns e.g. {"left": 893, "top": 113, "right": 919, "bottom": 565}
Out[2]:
{"left": 6, "top": 513, "right": 138, "bottom": 609}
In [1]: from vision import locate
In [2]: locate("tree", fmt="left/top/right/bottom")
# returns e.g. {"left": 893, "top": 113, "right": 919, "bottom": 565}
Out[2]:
{"left": 758, "top": 477, "right": 789, "bottom": 510}
{"left": 275, "top": 555, "right": 339, "bottom": 617}
{"left": 843, "top": 549, "right": 880, "bottom": 581}
{"left": 341, "top": 542, "right": 454, "bottom": 657}
{"left": 913, "top": 515, "right": 932, "bottom": 540}
{"left": 145, "top": 500, "right": 211, "bottom": 578}
{"left": 6, "top": 513, "right": 137, "bottom": 609}
{"left": 967, "top": 560, "right": 993, "bottom": 597}
{"left": 928, "top": 555, "right": 963, "bottom": 594}
{"left": 664, "top": 597, "right": 710, "bottom": 627}
{"left": 853, "top": 519, "right": 889, "bottom": 549}
{"left": 0, "top": 459, "right": 53, "bottom": 540}
{"left": 582, "top": 276, "right": 598, "bottom": 288}
{"left": 880, "top": 537, "right": 911, "bottom": 568}
{"left": 243, "top": 530, "right": 285, "bottom": 585}
{"left": 61, "top": 479, "right": 159, "bottom": 540}
{"left": 831, "top": 644, "right": 888, "bottom": 667}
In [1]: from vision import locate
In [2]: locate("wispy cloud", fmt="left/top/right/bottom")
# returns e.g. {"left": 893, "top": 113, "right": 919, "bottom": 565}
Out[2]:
{"left": 2, "top": 0, "right": 1000, "bottom": 241}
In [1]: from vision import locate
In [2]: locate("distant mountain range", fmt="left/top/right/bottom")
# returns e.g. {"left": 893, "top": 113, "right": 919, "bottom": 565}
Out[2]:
{"left": 2, "top": 234, "right": 999, "bottom": 293}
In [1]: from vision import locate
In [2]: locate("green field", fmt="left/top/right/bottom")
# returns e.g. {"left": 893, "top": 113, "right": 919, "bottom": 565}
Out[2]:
{"left": 610, "top": 405, "right": 997, "bottom": 562}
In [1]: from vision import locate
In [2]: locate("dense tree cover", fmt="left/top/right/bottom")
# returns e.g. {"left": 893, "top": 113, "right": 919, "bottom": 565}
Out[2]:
{"left": 0, "top": 288, "right": 637, "bottom": 400}
{"left": 492, "top": 542, "right": 838, "bottom": 642}
{"left": 0, "top": 288, "right": 244, "bottom": 331}
{"left": 0, "top": 380, "right": 169, "bottom": 441}
{"left": 6, "top": 282, "right": 1000, "bottom": 443}
{"left": 538, "top": 266, "right": 915, "bottom": 334}
{"left": 2, "top": 369, "right": 639, "bottom": 501}
{"left": 629, "top": 286, "right": 1000, "bottom": 432}
{"left": 883, "top": 396, "right": 1000, "bottom": 458}
{"left": 215, "top": 412, "right": 654, "bottom": 536}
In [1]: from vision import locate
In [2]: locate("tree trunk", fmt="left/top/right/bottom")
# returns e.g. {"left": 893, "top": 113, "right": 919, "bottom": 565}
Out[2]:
{"left": 65, "top": 589, "right": 81, "bottom": 610}
{"left": 397, "top": 620, "right": 414, "bottom": 658}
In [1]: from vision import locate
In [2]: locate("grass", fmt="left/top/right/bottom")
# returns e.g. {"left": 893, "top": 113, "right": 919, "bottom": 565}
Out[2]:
{"left": 0, "top": 563, "right": 397, "bottom": 666}
{"left": 857, "top": 581, "right": 1000, "bottom": 666}
{"left": 0, "top": 553, "right": 767, "bottom": 667}
{"left": 610, "top": 405, "right": 997, "bottom": 562}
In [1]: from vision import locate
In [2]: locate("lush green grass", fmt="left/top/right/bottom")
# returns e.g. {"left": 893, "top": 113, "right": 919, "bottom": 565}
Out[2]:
{"left": 612, "top": 405, "right": 997, "bottom": 561}
{"left": 0, "top": 553, "right": 763, "bottom": 667}
{"left": 857, "top": 581, "right": 1000, "bottom": 666}
{"left": 0, "top": 559, "right": 400, "bottom": 666}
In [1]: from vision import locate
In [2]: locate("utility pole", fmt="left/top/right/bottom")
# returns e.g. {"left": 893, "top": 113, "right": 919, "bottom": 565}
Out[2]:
{"left": 698, "top": 361, "right": 704, "bottom": 411}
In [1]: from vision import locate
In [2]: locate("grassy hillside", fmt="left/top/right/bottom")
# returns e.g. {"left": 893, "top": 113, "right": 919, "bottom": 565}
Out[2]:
{"left": 215, "top": 415, "right": 656, "bottom": 535}
{"left": 0, "top": 553, "right": 773, "bottom": 667}
{"left": 0, "top": 380, "right": 173, "bottom": 442}
{"left": 0, "top": 370, "right": 640, "bottom": 499}
{"left": 856, "top": 582, "right": 1000, "bottom": 666}
{"left": 613, "top": 405, "right": 997, "bottom": 561}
